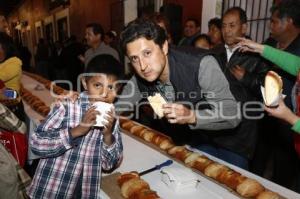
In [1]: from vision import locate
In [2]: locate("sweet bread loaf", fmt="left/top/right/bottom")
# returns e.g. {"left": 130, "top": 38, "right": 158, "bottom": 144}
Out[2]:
{"left": 121, "top": 178, "right": 150, "bottom": 198}
{"left": 236, "top": 178, "right": 265, "bottom": 198}
{"left": 142, "top": 129, "right": 155, "bottom": 142}
{"left": 117, "top": 171, "right": 139, "bottom": 187}
{"left": 264, "top": 71, "right": 282, "bottom": 107}
{"left": 216, "top": 167, "right": 246, "bottom": 190}
{"left": 255, "top": 191, "right": 281, "bottom": 199}
{"left": 128, "top": 188, "right": 160, "bottom": 199}
{"left": 158, "top": 139, "right": 174, "bottom": 150}
{"left": 204, "top": 163, "right": 227, "bottom": 180}
{"left": 187, "top": 155, "right": 214, "bottom": 173}
{"left": 118, "top": 172, "right": 160, "bottom": 199}
{"left": 147, "top": 93, "right": 167, "bottom": 118}
{"left": 130, "top": 126, "right": 146, "bottom": 137}
{"left": 121, "top": 120, "right": 136, "bottom": 131}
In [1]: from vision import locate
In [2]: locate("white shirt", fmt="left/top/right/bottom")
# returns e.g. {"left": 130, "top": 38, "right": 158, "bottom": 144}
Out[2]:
{"left": 225, "top": 44, "right": 240, "bottom": 62}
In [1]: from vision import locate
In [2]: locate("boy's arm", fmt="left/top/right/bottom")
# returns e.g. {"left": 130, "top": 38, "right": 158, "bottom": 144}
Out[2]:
{"left": 31, "top": 101, "right": 80, "bottom": 158}
{"left": 101, "top": 119, "right": 123, "bottom": 170}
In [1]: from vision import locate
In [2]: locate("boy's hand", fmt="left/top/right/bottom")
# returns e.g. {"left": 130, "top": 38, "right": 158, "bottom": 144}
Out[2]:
{"left": 102, "top": 107, "right": 116, "bottom": 145}
{"left": 55, "top": 90, "right": 79, "bottom": 103}
{"left": 71, "top": 107, "right": 99, "bottom": 138}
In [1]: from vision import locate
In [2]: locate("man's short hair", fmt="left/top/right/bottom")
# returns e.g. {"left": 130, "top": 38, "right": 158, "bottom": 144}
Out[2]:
{"left": 223, "top": 7, "right": 247, "bottom": 24}
{"left": 192, "top": 34, "right": 212, "bottom": 46}
{"left": 271, "top": 0, "right": 300, "bottom": 28}
{"left": 86, "top": 23, "right": 104, "bottom": 40}
{"left": 208, "top": 17, "right": 222, "bottom": 30}
{"left": 185, "top": 18, "right": 200, "bottom": 27}
{"left": 85, "top": 54, "right": 124, "bottom": 80}
{"left": 120, "top": 18, "right": 167, "bottom": 53}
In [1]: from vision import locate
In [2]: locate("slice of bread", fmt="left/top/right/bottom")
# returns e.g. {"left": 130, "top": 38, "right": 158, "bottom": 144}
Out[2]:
{"left": 264, "top": 71, "right": 282, "bottom": 106}
{"left": 147, "top": 93, "right": 167, "bottom": 118}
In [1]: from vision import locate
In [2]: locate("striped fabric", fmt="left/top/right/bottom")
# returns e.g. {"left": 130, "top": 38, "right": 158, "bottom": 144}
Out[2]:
{"left": 0, "top": 102, "right": 26, "bottom": 134}
{"left": 27, "top": 92, "right": 123, "bottom": 198}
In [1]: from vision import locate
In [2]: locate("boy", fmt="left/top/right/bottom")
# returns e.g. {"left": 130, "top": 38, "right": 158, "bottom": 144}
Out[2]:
{"left": 27, "top": 54, "right": 124, "bottom": 198}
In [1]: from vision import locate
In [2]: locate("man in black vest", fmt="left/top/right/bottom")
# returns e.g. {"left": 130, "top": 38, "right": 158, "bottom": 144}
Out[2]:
{"left": 211, "top": 7, "right": 269, "bottom": 170}
{"left": 116, "top": 19, "right": 241, "bottom": 166}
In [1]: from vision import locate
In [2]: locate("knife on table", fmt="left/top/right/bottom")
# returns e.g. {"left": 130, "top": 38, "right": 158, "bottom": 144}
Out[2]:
{"left": 139, "top": 160, "right": 173, "bottom": 176}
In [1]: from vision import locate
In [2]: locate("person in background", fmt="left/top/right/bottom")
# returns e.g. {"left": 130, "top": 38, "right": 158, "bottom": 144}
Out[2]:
{"left": 0, "top": 14, "right": 9, "bottom": 35}
{"left": 104, "top": 30, "right": 122, "bottom": 61}
{"left": 193, "top": 34, "right": 212, "bottom": 50}
{"left": 34, "top": 38, "right": 50, "bottom": 79}
{"left": 0, "top": 32, "right": 25, "bottom": 121}
{"left": 178, "top": 18, "right": 201, "bottom": 46}
{"left": 104, "top": 30, "right": 117, "bottom": 46}
{"left": 149, "top": 12, "right": 173, "bottom": 44}
{"left": 27, "top": 54, "right": 123, "bottom": 198}
{"left": 60, "top": 35, "right": 85, "bottom": 90}
{"left": 211, "top": 7, "right": 269, "bottom": 170}
{"left": 208, "top": 17, "right": 223, "bottom": 48}
{"left": 0, "top": 96, "right": 29, "bottom": 199}
{"left": 238, "top": 37, "right": 300, "bottom": 168}
{"left": 0, "top": 142, "right": 31, "bottom": 199}
{"left": 81, "top": 23, "right": 120, "bottom": 68}
{"left": 250, "top": 0, "right": 300, "bottom": 191}
{"left": 238, "top": 37, "right": 300, "bottom": 76}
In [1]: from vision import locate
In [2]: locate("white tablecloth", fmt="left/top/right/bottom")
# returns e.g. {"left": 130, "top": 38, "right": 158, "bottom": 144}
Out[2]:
{"left": 21, "top": 73, "right": 300, "bottom": 199}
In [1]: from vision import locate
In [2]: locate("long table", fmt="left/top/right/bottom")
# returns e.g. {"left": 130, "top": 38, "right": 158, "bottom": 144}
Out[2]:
{"left": 21, "top": 73, "right": 300, "bottom": 199}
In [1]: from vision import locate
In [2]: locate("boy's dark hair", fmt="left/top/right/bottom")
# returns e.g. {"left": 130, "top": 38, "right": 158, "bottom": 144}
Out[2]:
{"left": 271, "top": 0, "right": 300, "bottom": 28}
{"left": 86, "top": 23, "right": 104, "bottom": 40}
{"left": 223, "top": 7, "right": 247, "bottom": 24}
{"left": 120, "top": 18, "right": 167, "bottom": 53}
{"left": 192, "top": 34, "right": 212, "bottom": 46}
{"left": 208, "top": 17, "right": 222, "bottom": 30}
{"left": 85, "top": 54, "right": 124, "bottom": 80}
{"left": 0, "top": 32, "right": 18, "bottom": 61}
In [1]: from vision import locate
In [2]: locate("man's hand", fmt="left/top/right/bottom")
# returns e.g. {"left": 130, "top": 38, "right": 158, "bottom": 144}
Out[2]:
{"left": 162, "top": 103, "right": 196, "bottom": 125}
{"left": 229, "top": 65, "right": 245, "bottom": 81}
{"left": 237, "top": 37, "right": 264, "bottom": 54}
{"left": 102, "top": 107, "right": 116, "bottom": 146}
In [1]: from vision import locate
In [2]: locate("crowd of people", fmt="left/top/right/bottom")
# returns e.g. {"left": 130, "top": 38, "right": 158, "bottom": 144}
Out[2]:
{"left": 0, "top": 0, "right": 300, "bottom": 198}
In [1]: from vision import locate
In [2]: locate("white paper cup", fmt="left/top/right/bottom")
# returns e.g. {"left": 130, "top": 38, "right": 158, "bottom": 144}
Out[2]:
{"left": 93, "top": 101, "right": 114, "bottom": 127}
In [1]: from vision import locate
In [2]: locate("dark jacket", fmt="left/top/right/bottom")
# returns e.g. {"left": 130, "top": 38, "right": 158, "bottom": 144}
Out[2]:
{"left": 136, "top": 47, "right": 209, "bottom": 145}
{"left": 136, "top": 47, "right": 252, "bottom": 159}
{"left": 209, "top": 44, "right": 270, "bottom": 158}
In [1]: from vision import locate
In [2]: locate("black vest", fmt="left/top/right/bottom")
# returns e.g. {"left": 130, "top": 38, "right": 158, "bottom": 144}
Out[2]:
{"left": 136, "top": 47, "right": 210, "bottom": 145}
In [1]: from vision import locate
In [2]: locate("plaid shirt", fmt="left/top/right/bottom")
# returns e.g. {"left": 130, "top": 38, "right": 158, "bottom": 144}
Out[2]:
{"left": 27, "top": 92, "right": 123, "bottom": 199}
{"left": 0, "top": 102, "right": 26, "bottom": 134}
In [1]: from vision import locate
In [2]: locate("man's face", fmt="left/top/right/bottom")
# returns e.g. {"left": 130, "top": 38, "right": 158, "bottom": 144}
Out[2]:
{"left": 208, "top": 24, "right": 222, "bottom": 45}
{"left": 222, "top": 12, "right": 247, "bottom": 47}
{"left": 0, "top": 16, "right": 8, "bottom": 32}
{"left": 270, "top": 11, "right": 288, "bottom": 41}
{"left": 83, "top": 74, "right": 119, "bottom": 103}
{"left": 85, "top": 27, "right": 100, "bottom": 47}
{"left": 126, "top": 38, "right": 168, "bottom": 82}
{"left": 183, "top": 20, "right": 199, "bottom": 37}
